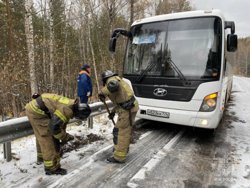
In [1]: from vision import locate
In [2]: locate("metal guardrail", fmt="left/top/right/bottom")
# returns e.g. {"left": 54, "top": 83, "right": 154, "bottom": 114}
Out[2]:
{"left": 0, "top": 101, "right": 113, "bottom": 161}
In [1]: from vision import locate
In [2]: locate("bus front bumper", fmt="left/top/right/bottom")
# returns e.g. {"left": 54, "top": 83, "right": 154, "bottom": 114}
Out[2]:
{"left": 137, "top": 105, "right": 221, "bottom": 129}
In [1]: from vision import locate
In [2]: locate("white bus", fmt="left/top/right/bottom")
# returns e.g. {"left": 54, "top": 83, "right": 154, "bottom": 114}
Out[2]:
{"left": 109, "top": 10, "right": 237, "bottom": 129}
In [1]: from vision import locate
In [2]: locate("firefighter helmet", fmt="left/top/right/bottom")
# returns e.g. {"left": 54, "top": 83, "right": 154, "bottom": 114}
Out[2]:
{"left": 101, "top": 70, "right": 117, "bottom": 85}
{"left": 73, "top": 103, "right": 91, "bottom": 120}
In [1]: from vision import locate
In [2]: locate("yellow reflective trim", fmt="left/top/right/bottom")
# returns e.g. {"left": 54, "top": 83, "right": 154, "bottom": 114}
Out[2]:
{"left": 58, "top": 97, "right": 70, "bottom": 105}
{"left": 37, "top": 153, "right": 43, "bottom": 158}
{"left": 79, "top": 70, "right": 90, "bottom": 77}
{"left": 42, "top": 94, "right": 61, "bottom": 101}
{"left": 42, "top": 94, "right": 70, "bottom": 105}
{"left": 44, "top": 160, "right": 53, "bottom": 167}
{"left": 54, "top": 110, "right": 67, "bottom": 122}
{"left": 54, "top": 132, "right": 65, "bottom": 140}
{"left": 114, "top": 150, "right": 127, "bottom": 157}
{"left": 29, "top": 100, "right": 45, "bottom": 115}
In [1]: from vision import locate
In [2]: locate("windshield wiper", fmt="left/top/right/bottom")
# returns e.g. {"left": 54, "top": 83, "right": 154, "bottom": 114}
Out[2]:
{"left": 136, "top": 60, "right": 156, "bottom": 82}
{"left": 166, "top": 56, "right": 191, "bottom": 86}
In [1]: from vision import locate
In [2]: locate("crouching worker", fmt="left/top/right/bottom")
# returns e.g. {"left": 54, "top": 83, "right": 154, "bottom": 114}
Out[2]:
{"left": 98, "top": 70, "right": 139, "bottom": 163}
{"left": 25, "top": 93, "right": 91, "bottom": 175}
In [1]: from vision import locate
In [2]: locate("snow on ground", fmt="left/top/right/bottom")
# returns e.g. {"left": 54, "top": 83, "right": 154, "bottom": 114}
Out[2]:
{"left": 1, "top": 76, "right": 250, "bottom": 188}
{"left": 0, "top": 114, "right": 114, "bottom": 187}
{"left": 226, "top": 76, "right": 250, "bottom": 188}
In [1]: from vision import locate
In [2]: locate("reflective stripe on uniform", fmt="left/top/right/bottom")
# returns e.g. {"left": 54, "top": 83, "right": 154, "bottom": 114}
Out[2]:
{"left": 43, "top": 152, "right": 60, "bottom": 170}
{"left": 58, "top": 97, "right": 70, "bottom": 105}
{"left": 54, "top": 110, "right": 67, "bottom": 123}
{"left": 29, "top": 100, "right": 46, "bottom": 115}
{"left": 42, "top": 94, "right": 71, "bottom": 105}
{"left": 114, "top": 150, "right": 127, "bottom": 161}
{"left": 54, "top": 131, "right": 65, "bottom": 140}
{"left": 79, "top": 70, "right": 90, "bottom": 77}
{"left": 37, "top": 152, "right": 43, "bottom": 158}
{"left": 44, "top": 160, "right": 59, "bottom": 171}
{"left": 44, "top": 160, "right": 53, "bottom": 167}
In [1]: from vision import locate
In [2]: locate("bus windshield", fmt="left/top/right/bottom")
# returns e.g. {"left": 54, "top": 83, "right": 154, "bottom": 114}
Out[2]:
{"left": 124, "top": 17, "right": 222, "bottom": 79}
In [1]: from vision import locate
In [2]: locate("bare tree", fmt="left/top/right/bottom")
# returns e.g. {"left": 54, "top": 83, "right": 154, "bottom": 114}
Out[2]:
{"left": 41, "top": 0, "right": 48, "bottom": 86}
{"left": 129, "top": 0, "right": 134, "bottom": 26}
{"left": 0, "top": 0, "right": 199, "bottom": 117}
{"left": 156, "top": 0, "right": 192, "bottom": 15}
{"left": 24, "top": 0, "right": 38, "bottom": 94}
{"left": 49, "top": 0, "right": 55, "bottom": 91}
{"left": 83, "top": 0, "right": 100, "bottom": 92}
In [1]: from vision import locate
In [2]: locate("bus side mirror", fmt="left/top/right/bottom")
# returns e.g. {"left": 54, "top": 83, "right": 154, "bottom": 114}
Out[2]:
{"left": 225, "top": 21, "right": 235, "bottom": 34}
{"left": 109, "top": 28, "right": 131, "bottom": 52}
{"left": 109, "top": 37, "right": 117, "bottom": 52}
{"left": 227, "top": 34, "right": 237, "bottom": 52}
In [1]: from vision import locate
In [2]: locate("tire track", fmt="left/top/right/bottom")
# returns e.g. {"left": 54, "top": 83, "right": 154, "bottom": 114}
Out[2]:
{"left": 95, "top": 131, "right": 178, "bottom": 188}
{"left": 48, "top": 126, "right": 184, "bottom": 188}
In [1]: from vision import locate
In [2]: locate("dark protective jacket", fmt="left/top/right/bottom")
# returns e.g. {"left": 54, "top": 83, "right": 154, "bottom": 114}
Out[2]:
{"left": 25, "top": 93, "right": 75, "bottom": 140}
{"left": 77, "top": 70, "right": 92, "bottom": 103}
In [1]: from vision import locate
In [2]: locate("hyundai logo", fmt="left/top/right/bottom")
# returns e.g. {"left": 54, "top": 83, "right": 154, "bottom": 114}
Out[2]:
{"left": 153, "top": 88, "right": 167, "bottom": 97}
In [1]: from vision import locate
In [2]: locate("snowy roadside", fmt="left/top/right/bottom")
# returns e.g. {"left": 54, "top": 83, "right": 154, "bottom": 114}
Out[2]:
{"left": 225, "top": 76, "right": 250, "bottom": 187}
{"left": 1, "top": 76, "right": 250, "bottom": 188}
{"left": 0, "top": 114, "right": 114, "bottom": 187}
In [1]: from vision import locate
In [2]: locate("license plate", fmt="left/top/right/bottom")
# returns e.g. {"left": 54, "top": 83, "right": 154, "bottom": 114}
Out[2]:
{"left": 146, "top": 109, "right": 170, "bottom": 118}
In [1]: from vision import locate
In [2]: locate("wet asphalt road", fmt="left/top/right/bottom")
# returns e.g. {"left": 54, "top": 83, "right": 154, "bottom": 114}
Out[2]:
{"left": 6, "top": 87, "right": 250, "bottom": 188}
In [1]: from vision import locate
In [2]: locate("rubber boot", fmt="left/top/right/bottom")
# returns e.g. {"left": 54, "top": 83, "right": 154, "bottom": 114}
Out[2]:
{"left": 107, "top": 157, "right": 125, "bottom": 164}
{"left": 45, "top": 168, "right": 67, "bottom": 175}
{"left": 36, "top": 157, "right": 43, "bottom": 165}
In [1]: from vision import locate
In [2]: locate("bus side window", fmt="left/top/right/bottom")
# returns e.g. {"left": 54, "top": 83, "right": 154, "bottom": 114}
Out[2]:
{"left": 205, "top": 49, "right": 219, "bottom": 77}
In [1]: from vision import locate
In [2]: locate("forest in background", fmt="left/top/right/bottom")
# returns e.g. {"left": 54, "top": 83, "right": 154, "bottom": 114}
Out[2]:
{"left": 0, "top": 0, "right": 249, "bottom": 118}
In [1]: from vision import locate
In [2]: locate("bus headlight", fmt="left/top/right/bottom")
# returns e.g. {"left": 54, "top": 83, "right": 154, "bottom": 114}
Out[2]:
{"left": 199, "top": 93, "right": 217, "bottom": 112}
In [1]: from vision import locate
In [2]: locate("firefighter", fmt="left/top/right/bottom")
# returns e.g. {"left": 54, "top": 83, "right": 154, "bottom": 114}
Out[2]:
{"left": 25, "top": 93, "right": 91, "bottom": 175}
{"left": 98, "top": 70, "right": 139, "bottom": 163}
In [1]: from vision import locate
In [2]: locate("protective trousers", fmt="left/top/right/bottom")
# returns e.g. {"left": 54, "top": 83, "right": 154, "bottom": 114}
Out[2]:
{"left": 36, "top": 137, "right": 61, "bottom": 161}
{"left": 26, "top": 112, "right": 61, "bottom": 172}
{"left": 113, "top": 110, "right": 137, "bottom": 162}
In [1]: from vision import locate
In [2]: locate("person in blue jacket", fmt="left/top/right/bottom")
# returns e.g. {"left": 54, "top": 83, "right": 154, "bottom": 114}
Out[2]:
{"left": 77, "top": 64, "right": 92, "bottom": 103}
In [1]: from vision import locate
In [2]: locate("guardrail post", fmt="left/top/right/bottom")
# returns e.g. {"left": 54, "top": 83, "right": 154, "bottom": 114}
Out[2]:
{"left": 0, "top": 101, "right": 114, "bottom": 161}
{"left": 3, "top": 142, "right": 12, "bottom": 162}
{"left": 2, "top": 115, "right": 12, "bottom": 162}
{"left": 88, "top": 117, "right": 93, "bottom": 129}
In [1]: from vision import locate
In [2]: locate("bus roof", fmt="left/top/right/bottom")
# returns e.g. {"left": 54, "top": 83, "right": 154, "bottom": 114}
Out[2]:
{"left": 132, "top": 9, "right": 226, "bottom": 26}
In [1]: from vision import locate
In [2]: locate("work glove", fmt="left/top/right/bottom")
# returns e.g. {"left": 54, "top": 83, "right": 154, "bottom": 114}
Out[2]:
{"left": 98, "top": 93, "right": 106, "bottom": 102}
{"left": 61, "top": 133, "right": 74, "bottom": 144}
{"left": 108, "top": 112, "right": 115, "bottom": 120}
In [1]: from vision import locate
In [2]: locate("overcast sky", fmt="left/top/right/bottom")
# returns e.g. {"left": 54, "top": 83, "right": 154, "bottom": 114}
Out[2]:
{"left": 190, "top": 0, "right": 250, "bottom": 38}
